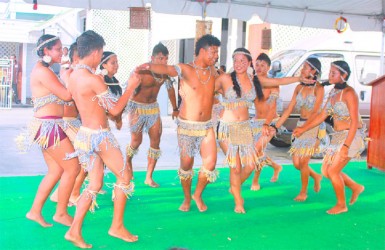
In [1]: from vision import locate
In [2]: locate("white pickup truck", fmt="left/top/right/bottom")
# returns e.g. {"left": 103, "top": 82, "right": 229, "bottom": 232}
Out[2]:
{"left": 266, "top": 32, "right": 383, "bottom": 155}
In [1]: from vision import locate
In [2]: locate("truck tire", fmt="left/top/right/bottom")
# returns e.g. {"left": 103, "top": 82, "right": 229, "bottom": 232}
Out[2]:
{"left": 270, "top": 136, "right": 291, "bottom": 148}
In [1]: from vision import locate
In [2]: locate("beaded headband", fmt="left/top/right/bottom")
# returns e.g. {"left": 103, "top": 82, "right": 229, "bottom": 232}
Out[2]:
{"left": 36, "top": 37, "right": 60, "bottom": 51}
{"left": 331, "top": 62, "right": 348, "bottom": 75}
{"left": 232, "top": 51, "right": 252, "bottom": 58}
{"left": 100, "top": 53, "right": 116, "bottom": 67}
{"left": 305, "top": 59, "right": 320, "bottom": 74}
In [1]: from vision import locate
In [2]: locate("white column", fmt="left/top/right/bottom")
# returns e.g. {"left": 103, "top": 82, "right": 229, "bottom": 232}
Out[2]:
{"left": 21, "top": 43, "right": 27, "bottom": 104}
{"left": 226, "top": 19, "right": 244, "bottom": 70}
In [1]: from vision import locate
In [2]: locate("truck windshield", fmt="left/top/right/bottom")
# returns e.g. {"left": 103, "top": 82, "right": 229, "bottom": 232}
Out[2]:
{"left": 270, "top": 50, "right": 306, "bottom": 78}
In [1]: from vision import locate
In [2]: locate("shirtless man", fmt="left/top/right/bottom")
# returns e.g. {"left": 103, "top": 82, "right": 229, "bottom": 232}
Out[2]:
{"left": 126, "top": 43, "right": 179, "bottom": 188}
{"left": 250, "top": 53, "right": 282, "bottom": 190}
{"left": 64, "top": 30, "right": 140, "bottom": 248}
{"left": 137, "top": 34, "right": 221, "bottom": 212}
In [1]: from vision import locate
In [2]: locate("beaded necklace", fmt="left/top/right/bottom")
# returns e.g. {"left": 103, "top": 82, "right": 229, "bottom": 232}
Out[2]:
{"left": 193, "top": 61, "right": 212, "bottom": 85}
{"left": 105, "top": 75, "right": 120, "bottom": 86}
{"left": 74, "top": 64, "right": 94, "bottom": 73}
{"left": 150, "top": 70, "right": 164, "bottom": 84}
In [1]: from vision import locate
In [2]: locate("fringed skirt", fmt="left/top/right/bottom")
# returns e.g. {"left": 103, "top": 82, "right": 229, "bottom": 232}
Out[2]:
{"left": 127, "top": 100, "right": 160, "bottom": 133}
{"left": 323, "top": 129, "right": 365, "bottom": 164}
{"left": 217, "top": 119, "right": 260, "bottom": 169}
{"left": 289, "top": 120, "right": 321, "bottom": 157}
{"left": 212, "top": 103, "right": 224, "bottom": 135}
{"left": 15, "top": 116, "right": 67, "bottom": 152}
{"left": 66, "top": 126, "right": 121, "bottom": 172}
{"left": 251, "top": 118, "right": 265, "bottom": 142}
{"left": 63, "top": 116, "right": 82, "bottom": 142}
{"left": 176, "top": 117, "right": 213, "bottom": 158}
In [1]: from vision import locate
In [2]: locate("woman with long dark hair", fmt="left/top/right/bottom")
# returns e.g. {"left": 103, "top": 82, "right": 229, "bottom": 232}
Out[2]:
{"left": 100, "top": 51, "right": 123, "bottom": 129}
{"left": 215, "top": 48, "right": 312, "bottom": 213}
{"left": 18, "top": 35, "right": 80, "bottom": 227}
{"left": 274, "top": 58, "right": 324, "bottom": 202}
{"left": 293, "top": 60, "right": 365, "bottom": 214}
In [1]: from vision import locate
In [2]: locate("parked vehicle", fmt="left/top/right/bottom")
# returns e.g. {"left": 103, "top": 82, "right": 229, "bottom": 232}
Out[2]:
{"left": 267, "top": 32, "right": 383, "bottom": 154}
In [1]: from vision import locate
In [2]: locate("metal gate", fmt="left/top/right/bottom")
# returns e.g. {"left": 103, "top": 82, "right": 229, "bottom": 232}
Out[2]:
{"left": 0, "top": 58, "right": 13, "bottom": 109}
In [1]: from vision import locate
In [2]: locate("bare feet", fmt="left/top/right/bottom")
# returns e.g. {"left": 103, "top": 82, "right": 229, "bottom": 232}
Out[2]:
{"left": 313, "top": 174, "right": 322, "bottom": 193}
{"left": 98, "top": 189, "right": 107, "bottom": 195}
{"left": 293, "top": 193, "right": 307, "bottom": 202}
{"left": 53, "top": 213, "right": 73, "bottom": 226}
{"left": 144, "top": 179, "right": 160, "bottom": 188}
{"left": 192, "top": 194, "right": 207, "bottom": 212}
{"left": 234, "top": 198, "right": 245, "bottom": 213}
{"left": 270, "top": 164, "right": 282, "bottom": 182}
{"left": 50, "top": 189, "right": 58, "bottom": 203}
{"left": 68, "top": 195, "right": 80, "bottom": 207}
{"left": 350, "top": 185, "right": 365, "bottom": 205}
{"left": 65, "top": 231, "right": 92, "bottom": 248}
{"left": 250, "top": 184, "right": 261, "bottom": 191}
{"left": 234, "top": 205, "right": 246, "bottom": 214}
{"left": 327, "top": 205, "right": 348, "bottom": 215}
{"left": 178, "top": 199, "right": 191, "bottom": 212}
{"left": 26, "top": 211, "right": 53, "bottom": 227}
{"left": 108, "top": 227, "right": 138, "bottom": 243}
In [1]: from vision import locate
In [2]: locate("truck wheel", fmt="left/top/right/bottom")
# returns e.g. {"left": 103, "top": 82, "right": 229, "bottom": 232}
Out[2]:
{"left": 270, "top": 136, "right": 291, "bottom": 148}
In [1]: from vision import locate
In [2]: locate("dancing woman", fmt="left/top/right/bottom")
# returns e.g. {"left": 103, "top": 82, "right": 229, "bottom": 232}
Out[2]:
{"left": 293, "top": 60, "right": 365, "bottom": 214}
{"left": 99, "top": 51, "right": 123, "bottom": 129}
{"left": 215, "top": 48, "right": 314, "bottom": 213}
{"left": 19, "top": 35, "right": 80, "bottom": 227}
{"left": 215, "top": 48, "right": 262, "bottom": 213}
{"left": 274, "top": 58, "right": 324, "bottom": 201}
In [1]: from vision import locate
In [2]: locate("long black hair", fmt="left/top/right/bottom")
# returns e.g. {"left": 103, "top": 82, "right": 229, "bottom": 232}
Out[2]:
{"left": 231, "top": 48, "right": 264, "bottom": 100}
{"left": 100, "top": 51, "right": 122, "bottom": 97}
{"left": 305, "top": 57, "right": 321, "bottom": 81}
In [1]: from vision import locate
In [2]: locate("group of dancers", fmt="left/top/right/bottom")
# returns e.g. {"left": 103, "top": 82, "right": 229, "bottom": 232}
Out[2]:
{"left": 18, "top": 30, "right": 365, "bottom": 248}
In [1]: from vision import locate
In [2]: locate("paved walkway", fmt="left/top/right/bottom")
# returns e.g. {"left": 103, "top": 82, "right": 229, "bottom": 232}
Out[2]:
{"left": 0, "top": 107, "right": 335, "bottom": 177}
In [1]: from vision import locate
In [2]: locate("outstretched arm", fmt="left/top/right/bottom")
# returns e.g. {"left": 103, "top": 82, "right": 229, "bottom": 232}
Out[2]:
{"left": 259, "top": 75, "right": 314, "bottom": 88}
{"left": 275, "top": 86, "right": 300, "bottom": 129}
{"left": 292, "top": 108, "right": 328, "bottom": 137}
{"left": 110, "top": 72, "right": 141, "bottom": 116}
{"left": 137, "top": 63, "right": 179, "bottom": 77}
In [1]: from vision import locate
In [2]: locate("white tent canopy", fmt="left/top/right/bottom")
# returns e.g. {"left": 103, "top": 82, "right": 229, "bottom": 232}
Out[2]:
{"left": 3, "top": 0, "right": 383, "bottom": 73}
{"left": 16, "top": 0, "right": 385, "bottom": 31}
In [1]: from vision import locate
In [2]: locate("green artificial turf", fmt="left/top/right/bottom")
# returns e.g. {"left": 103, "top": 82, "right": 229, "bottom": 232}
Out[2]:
{"left": 0, "top": 161, "right": 384, "bottom": 250}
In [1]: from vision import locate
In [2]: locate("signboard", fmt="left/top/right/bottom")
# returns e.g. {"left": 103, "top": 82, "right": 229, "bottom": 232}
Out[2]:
{"left": 130, "top": 7, "right": 151, "bottom": 30}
